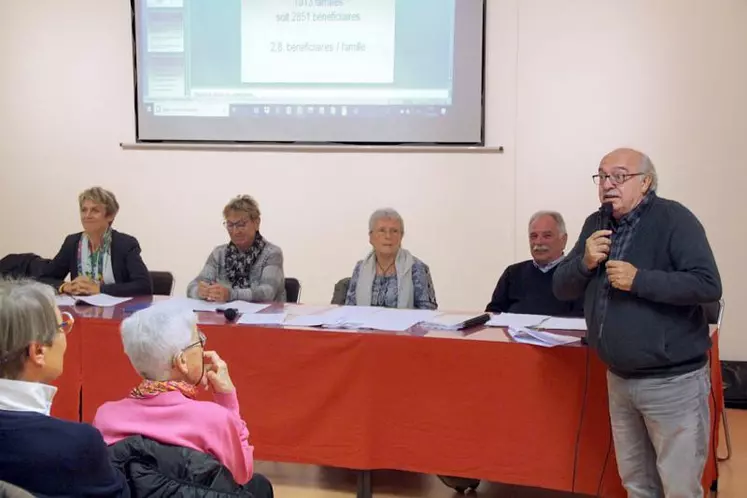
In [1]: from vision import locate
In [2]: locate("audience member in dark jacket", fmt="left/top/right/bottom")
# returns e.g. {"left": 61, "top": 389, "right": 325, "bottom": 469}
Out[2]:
{"left": 39, "top": 186, "right": 152, "bottom": 297}
{"left": 110, "top": 435, "right": 273, "bottom": 498}
{"left": 0, "top": 280, "right": 129, "bottom": 497}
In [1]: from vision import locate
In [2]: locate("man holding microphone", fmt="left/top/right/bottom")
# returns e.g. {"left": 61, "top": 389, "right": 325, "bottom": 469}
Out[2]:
{"left": 553, "top": 148, "right": 722, "bottom": 497}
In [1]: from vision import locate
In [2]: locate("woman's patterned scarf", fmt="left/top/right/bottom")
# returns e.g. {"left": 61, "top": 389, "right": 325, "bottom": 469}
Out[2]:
{"left": 225, "top": 232, "right": 266, "bottom": 288}
{"left": 129, "top": 380, "right": 198, "bottom": 400}
{"left": 77, "top": 228, "right": 113, "bottom": 283}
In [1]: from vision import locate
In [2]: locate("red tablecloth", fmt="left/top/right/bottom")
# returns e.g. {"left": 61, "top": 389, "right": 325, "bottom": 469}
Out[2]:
{"left": 52, "top": 304, "right": 722, "bottom": 498}
{"left": 49, "top": 325, "right": 81, "bottom": 422}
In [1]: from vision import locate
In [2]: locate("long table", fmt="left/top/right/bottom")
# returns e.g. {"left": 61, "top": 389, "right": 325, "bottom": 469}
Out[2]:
{"left": 51, "top": 299, "right": 723, "bottom": 497}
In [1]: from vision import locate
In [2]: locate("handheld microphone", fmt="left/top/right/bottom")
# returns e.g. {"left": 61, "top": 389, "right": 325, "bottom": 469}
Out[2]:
{"left": 598, "top": 202, "right": 613, "bottom": 231}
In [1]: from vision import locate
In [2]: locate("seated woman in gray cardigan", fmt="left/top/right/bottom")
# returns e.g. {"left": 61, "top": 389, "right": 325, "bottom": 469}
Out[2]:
{"left": 187, "top": 195, "right": 286, "bottom": 303}
{"left": 345, "top": 208, "right": 437, "bottom": 310}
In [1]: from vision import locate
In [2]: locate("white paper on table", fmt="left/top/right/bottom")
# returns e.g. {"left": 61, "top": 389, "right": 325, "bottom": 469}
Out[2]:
{"left": 55, "top": 295, "right": 76, "bottom": 306}
{"left": 73, "top": 294, "right": 132, "bottom": 307}
{"left": 541, "top": 317, "right": 587, "bottom": 331}
{"left": 361, "top": 308, "right": 441, "bottom": 332}
{"left": 167, "top": 297, "right": 220, "bottom": 312}
{"left": 236, "top": 312, "right": 288, "bottom": 325}
{"left": 220, "top": 301, "right": 271, "bottom": 314}
{"left": 486, "top": 312, "right": 550, "bottom": 328}
{"left": 285, "top": 314, "right": 328, "bottom": 327}
{"left": 315, "top": 306, "right": 382, "bottom": 328}
{"left": 283, "top": 304, "right": 333, "bottom": 316}
{"left": 507, "top": 326, "right": 581, "bottom": 348}
{"left": 284, "top": 306, "right": 437, "bottom": 332}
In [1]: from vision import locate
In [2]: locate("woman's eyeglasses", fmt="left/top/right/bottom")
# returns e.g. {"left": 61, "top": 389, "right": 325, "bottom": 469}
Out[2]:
{"left": 182, "top": 331, "right": 207, "bottom": 352}
{"left": 223, "top": 219, "right": 251, "bottom": 231}
{"left": 58, "top": 311, "right": 74, "bottom": 335}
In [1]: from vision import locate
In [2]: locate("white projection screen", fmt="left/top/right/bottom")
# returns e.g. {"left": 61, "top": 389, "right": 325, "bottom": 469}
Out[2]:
{"left": 132, "top": 0, "right": 486, "bottom": 145}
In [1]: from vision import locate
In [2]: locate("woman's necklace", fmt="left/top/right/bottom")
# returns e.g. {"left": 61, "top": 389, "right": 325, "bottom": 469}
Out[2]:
{"left": 377, "top": 260, "right": 395, "bottom": 275}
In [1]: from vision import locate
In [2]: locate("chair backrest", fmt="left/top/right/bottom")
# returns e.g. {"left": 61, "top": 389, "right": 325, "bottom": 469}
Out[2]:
{"left": 331, "top": 277, "right": 351, "bottom": 305}
{"left": 285, "top": 277, "right": 301, "bottom": 303}
{"left": 149, "top": 271, "right": 175, "bottom": 296}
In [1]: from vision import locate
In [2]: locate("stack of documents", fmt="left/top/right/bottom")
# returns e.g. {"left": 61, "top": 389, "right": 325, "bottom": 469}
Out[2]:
{"left": 285, "top": 306, "right": 440, "bottom": 332}
{"left": 506, "top": 327, "right": 581, "bottom": 348}
{"left": 486, "top": 313, "right": 587, "bottom": 332}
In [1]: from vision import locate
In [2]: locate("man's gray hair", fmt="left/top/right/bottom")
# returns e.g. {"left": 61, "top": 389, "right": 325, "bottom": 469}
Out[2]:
{"left": 121, "top": 302, "right": 196, "bottom": 381}
{"left": 528, "top": 210, "right": 567, "bottom": 235}
{"left": 0, "top": 280, "right": 58, "bottom": 380}
{"left": 640, "top": 154, "right": 658, "bottom": 191}
{"left": 368, "top": 208, "right": 405, "bottom": 234}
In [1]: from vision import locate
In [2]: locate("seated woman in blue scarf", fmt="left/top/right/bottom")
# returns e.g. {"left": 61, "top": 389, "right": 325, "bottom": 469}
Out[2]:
{"left": 345, "top": 208, "right": 437, "bottom": 310}
{"left": 187, "top": 195, "right": 286, "bottom": 303}
{"left": 40, "top": 187, "right": 152, "bottom": 297}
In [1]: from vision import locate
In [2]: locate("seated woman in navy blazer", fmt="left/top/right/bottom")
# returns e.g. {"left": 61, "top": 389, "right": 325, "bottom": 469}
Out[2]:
{"left": 0, "top": 280, "right": 129, "bottom": 497}
{"left": 40, "top": 187, "right": 152, "bottom": 297}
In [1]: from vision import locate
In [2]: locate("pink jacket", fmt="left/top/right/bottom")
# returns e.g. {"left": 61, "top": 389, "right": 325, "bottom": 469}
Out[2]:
{"left": 93, "top": 391, "right": 253, "bottom": 484}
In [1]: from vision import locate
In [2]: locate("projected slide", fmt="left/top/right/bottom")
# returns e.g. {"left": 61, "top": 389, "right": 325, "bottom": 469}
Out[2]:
{"left": 241, "top": 0, "right": 396, "bottom": 84}
{"left": 133, "top": 0, "right": 485, "bottom": 144}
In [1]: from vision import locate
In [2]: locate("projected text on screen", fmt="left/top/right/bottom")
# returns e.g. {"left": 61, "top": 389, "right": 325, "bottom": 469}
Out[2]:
{"left": 242, "top": 0, "right": 396, "bottom": 84}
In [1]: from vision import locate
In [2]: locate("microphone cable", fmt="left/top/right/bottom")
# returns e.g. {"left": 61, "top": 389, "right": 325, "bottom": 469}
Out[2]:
{"left": 572, "top": 205, "right": 612, "bottom": 493}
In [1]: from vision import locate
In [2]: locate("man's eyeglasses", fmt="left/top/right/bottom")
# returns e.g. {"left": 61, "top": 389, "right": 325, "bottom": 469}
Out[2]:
{"left": 592, "top": 172, "right": 645, "bottom": 186}
{"left": 58, "top": 311, "right": 74, "bottom": 335}
{"left": 223, "top": 219, "right": 251, "bottom": 231}
{"left": 183, "top": 331, "right": 207, "bottom": 352}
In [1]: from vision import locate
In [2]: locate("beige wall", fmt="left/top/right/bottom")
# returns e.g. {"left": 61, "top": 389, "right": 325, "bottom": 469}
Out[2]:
{"left": 1, "top": 0, "right": 745, "bottom": 358}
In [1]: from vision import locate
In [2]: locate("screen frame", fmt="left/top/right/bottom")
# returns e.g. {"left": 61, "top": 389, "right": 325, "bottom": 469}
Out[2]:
{"left": 129, "top": 0, "right": 487, "bottom": 147}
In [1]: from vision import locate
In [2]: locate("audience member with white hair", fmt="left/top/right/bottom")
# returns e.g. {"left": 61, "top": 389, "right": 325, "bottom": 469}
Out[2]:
{"left": 345, "top": 208, "right": 437, "bottom": 310}
{"left": 486, "top": 210, "right": 583, "bottom": 317}
{"left": 93, "top": 302, "right": 273, "bottom": 497}
{"left": 0, "top": 280, "right": 129, "bottom": 497}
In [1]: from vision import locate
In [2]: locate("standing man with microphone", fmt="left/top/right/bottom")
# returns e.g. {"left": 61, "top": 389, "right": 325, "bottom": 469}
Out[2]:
{"left": 553, "top": 148, "right": 722, "bottom": 497}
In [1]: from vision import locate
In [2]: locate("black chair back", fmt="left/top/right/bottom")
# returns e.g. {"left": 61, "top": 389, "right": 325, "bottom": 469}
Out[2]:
{"left": 285, "top": 277, "right": 301, "bottom": 303}
{"left": 150, "top": 271, "right": 175, "bottom": 296}
{"left": 331, "top": 277, "right": 351, "bottom": 305}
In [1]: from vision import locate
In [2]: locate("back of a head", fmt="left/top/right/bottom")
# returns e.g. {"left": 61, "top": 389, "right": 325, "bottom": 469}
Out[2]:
{"left": 121, "top": 302, "right": 196, "bottom": 381}
{"left": 0, "top": 280, "right": 57, "bottom": 380}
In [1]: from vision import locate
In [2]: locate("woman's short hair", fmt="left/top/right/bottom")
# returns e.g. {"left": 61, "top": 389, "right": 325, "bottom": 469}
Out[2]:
{"left": 120, "top": 302, "right": 196, "bottom": 381}
{"left": 0, "top": 280, "right": 58, "bottom": 380}
{"left": 79, "top": 187, "right": 120, "bottom": 217}
{"left": 223, "top": 195, "right": 261, "bottom": 221}
{"left": 368, "top": 208, "right": 404, "bottom": 234}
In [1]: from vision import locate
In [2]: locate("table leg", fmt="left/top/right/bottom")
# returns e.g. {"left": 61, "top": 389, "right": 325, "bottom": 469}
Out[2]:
{"left": 357, "top": 470, "right": 372, "bottom": 498}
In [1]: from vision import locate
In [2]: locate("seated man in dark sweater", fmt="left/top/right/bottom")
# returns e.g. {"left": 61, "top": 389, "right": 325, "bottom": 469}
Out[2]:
{"left": 0, "top": 280, "right": 129, "bottom": 497}
{"left": 486, "top": 211, "right": 583, "bottom": 316}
